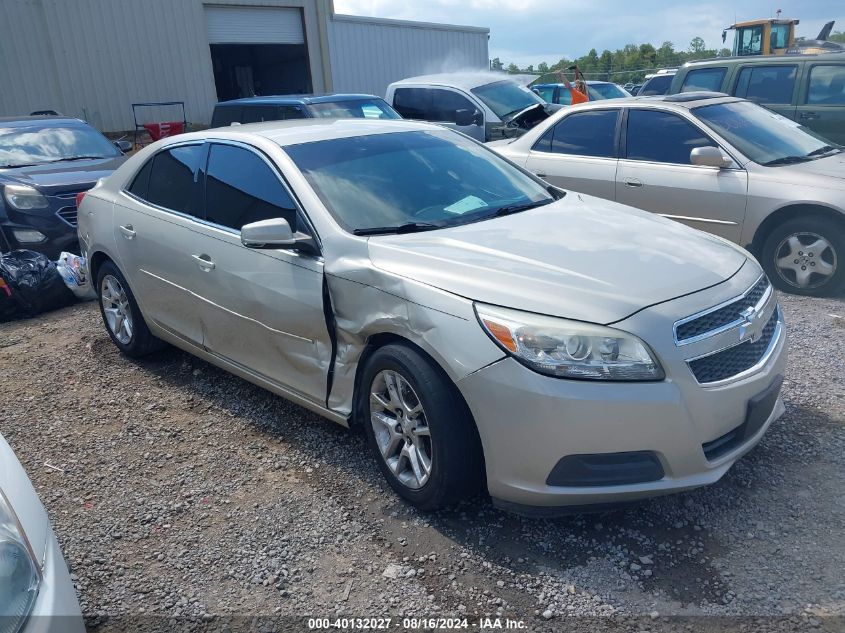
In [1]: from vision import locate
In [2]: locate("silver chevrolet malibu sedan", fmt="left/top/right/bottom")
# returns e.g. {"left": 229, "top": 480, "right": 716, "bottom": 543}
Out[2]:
{"left": 78, "top": 119, "right": 787, "bottom": 514}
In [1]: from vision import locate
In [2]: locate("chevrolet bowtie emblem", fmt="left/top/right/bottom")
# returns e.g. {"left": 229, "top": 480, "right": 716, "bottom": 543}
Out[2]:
{"left": 738, "top": 306, "right": 764, "bottom": 343}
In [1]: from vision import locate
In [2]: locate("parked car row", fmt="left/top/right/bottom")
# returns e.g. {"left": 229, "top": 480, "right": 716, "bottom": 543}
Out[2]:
{"left": 490, "top": 92, "right": 845, "bottom": 296}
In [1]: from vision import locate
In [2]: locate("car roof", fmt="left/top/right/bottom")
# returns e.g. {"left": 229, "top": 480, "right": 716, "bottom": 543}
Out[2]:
{"left": 562, "top": 92, "right": 740, "bottom": 110}
{"left": 390, "top": 72, "right": 516, "bottom": 91}
{"left": 215, "top": 94, "right": 384, "bottom": 107}
{"left": 681, "top": 51, "right": 845, "bottom": 68}
{"left": 0, "top": 115, "right": 88, "bottom": 127}
{"left": 168, "top": 118, "right": 443, "bottom": 148}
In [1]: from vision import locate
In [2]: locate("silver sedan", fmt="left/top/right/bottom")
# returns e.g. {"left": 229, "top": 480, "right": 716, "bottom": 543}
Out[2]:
{"left": 490, "top": 94, "right": 845, "bottom": 297}
{"left": 78, "top": 119, "right": 786, "bottom": 514}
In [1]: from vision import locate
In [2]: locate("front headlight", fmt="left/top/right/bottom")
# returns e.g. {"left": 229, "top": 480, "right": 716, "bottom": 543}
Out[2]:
{"left": 0, "top": 490, "right": 40, "bottom": 633}
{"left": 475, "top": 303, "right": 664, "bottom": 381}
{"left": 3, "top": 185, "right": 49, "bottom": 210}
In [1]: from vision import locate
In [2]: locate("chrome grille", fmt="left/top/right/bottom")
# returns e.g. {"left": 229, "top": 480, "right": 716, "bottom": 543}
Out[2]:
{"left": 56, "top": 206, "right": 78, "bottom": 227}
{"left": 675, "top": 275, "right": 770, "bottom": 343}
{"left": 687, "top": 309, "right": 779, "bottom": 384}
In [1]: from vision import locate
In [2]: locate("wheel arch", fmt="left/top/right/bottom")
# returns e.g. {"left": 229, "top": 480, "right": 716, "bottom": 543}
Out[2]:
{"left": 750, "top": 203, "right": 845, "bottom": 256}
{"left": 88, "top": 250, "right": 115, "bottom": 285}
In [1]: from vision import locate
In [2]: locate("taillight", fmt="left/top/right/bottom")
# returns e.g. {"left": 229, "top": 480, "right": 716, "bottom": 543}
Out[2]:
{"left": 75, "top": 191, "right": 86, "bottom": 208}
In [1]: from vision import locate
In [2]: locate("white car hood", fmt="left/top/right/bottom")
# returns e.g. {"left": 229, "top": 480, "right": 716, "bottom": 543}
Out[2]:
{"left": 774, "top": 151, "right": 845, "bottom": 182}
{"left": 368, "top": 193, "right": 747, "bottom": 324}
{"left": 0, "top": 433, "right": 49, "bottom": 562}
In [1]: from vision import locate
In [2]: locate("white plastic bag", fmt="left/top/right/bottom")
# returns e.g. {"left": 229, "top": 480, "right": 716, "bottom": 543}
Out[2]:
{"left": 55, "top": 252, "right": 96, "bottom": 300}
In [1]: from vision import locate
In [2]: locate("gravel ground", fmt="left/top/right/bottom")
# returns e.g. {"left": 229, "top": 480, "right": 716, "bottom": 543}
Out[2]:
{"left": 1, "top": 292, "right": 843, "bottom": 632}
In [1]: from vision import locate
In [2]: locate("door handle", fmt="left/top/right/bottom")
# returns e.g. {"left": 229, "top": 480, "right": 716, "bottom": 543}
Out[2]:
{"left": 535, "top": 172, "right": 548, "bottom": 178}
{"left": 192, "top": 254, "right": 215, "bottom": 271}
{"left": 624, "top": 178, "right": 643, "bottom": 188}
{"left": 799, "top": 111, "right": 819, "bottom": 120}
{"left": 118, "top": 224, "right": 136, "bottom": 239}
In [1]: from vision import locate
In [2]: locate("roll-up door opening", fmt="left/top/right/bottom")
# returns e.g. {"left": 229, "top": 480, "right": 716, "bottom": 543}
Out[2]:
{"left": 205, "top": 6, "right": 312, "bottom": 101}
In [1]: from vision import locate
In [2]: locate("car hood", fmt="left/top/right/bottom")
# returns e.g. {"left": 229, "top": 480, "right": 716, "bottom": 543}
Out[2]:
{"left": 0, "top": 155, "right": 126, "bottom": 193}
{"left": 776, "top": 151, "right": 845, "bottom": 181}
{"left": 367, "top": 194, "right": 747, "bottom": 324}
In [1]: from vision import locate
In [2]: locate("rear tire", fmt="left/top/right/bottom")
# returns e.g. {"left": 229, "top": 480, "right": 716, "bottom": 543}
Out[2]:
{"left": 360, "top": 343, "right": 484, "bottom": 511}
{"left": 761, "top": 216, "right": 845, "bottom": 296}
{"left": 96, "top": 261, "right": 165, "bottom": 357}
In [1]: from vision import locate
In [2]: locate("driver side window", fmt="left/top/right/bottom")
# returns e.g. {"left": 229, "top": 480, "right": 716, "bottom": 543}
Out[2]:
{"left": 205, "top": 144, "right": 298, "bottom": 232}
{"left": 430, "top": 89, "right": 477, "bottom": 123}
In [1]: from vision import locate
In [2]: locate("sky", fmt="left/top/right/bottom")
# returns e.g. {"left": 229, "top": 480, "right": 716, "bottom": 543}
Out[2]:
{"left": 333, "top": 0, "right": 845, "bottom": 68}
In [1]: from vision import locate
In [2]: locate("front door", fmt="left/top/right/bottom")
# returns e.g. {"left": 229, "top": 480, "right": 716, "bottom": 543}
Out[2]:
{"left": 616, "top": 109, "right": 748, "bottom": 242}
{"left": 188, "top": 142, "right": 331, "bottom": 404}
{"left": 524, "top": 108, "right": 620, "bottom": 201}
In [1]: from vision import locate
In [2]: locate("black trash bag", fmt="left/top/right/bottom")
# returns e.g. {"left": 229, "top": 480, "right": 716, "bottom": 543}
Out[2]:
{"left": 0, "top": 250, "right": 76, "bottom": 321}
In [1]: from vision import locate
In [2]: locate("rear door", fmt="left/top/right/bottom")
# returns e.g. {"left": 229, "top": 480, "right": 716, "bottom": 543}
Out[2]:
{"left": 392, "top": 87, "right": 485, "bottom": 140}
{"left": 524, "top": 108, "right": 620, "bottom": 200}
{"left": 186, "top": 141, "right": 331, "bottom": 403}
{"left": 731, "top": 62, "right": 800, "bottom": 120}
{"left": 796, "top": 62, "right": 845, "bottom": 145}
{"left": 113, "top": 143, "right": 207, "bottom": 345}
{"left": 615, "top": 108, "right": 748, "bottom": 242}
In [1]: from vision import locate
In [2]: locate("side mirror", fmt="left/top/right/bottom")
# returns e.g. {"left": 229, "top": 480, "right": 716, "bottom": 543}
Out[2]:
{"left": 241, "top": 218, "right": 296, "bottom": 248}
{"left": 115, "top": 139, "right": 133, "bottom": 153}
{"left": 690, "top": 146, "right": 733, "bottom": 168}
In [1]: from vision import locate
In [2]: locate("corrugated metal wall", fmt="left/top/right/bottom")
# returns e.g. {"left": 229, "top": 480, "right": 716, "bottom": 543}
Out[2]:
{"left": 0, "top": 1, "right": 488, "bottom": 132}
{"left": 328, "top": 15, "right": 489, "bottom": 97}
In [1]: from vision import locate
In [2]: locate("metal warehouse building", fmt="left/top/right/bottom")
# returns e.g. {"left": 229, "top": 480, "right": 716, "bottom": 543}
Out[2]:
{"left": 0, "top": 0, "right": 489, "bottom": 132}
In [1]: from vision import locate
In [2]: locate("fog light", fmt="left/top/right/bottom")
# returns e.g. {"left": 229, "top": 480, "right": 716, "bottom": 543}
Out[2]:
{"left": 11, "top": 229, "right": 46, "bottom": 244}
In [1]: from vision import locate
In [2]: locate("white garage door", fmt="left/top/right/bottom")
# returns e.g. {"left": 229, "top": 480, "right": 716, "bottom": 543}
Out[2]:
{"left": 205, "top": 6, "right": 304, "bottom": 44}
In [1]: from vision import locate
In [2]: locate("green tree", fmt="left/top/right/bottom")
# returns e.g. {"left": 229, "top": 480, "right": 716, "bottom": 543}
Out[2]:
{"left": 525, "top": 64, "right": 534, "bottom": 73}
{"left": 829, "top": 30, "right": 845, "bottom": 43}
{"left": 490, "top": 57, "right": 504, "bottom": 71}
{"left": 506, "top": 62, "right": 520, "bottom": 74}
{"left": 689, "top": 36, "right": 706, "bottom": 54}
{"left": 537, "top": 61, "right": 549, "bottom": 74}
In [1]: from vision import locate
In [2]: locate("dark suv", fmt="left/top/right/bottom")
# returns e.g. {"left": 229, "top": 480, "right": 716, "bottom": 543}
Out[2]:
{"left": 210, "top": 94, "right": 401, "bottom": 127}
{"left": 0, "top": 116, "right": 128, "bottom": 258}
{"left": 668, "top": 52, "right": 845, "bottom": 144}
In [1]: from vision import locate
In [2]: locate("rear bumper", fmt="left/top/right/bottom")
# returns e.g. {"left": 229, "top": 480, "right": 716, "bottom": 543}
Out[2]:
{"left": 456, "top": 320, "right": 787, "bottom": 509}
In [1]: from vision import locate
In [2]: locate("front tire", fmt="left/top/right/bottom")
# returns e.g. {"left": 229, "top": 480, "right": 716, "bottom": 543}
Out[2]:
{"left": 360, "top": 343, "right": 484, "bottom": 511}
{"left": 96, "top": 261, "right": 165, "bottom": 357}
{"left": 761, "top": 216, "right": 845, "bottom": 296}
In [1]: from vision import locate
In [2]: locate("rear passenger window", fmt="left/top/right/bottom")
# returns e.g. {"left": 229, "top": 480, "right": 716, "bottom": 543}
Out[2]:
{"left": 807, "top": 65, "right": 845, "bottom": 105}
{"left": 681, "top": 68, "right": 727, "bottom": 93}
{"left": 144, "top": 145, "right": 204, "bottom": 215}
{"left": 734, "top": 65, "right": 797, "bottom": 104}
{"left": 205, "top": 144, "right": 297, "bottom": 231}
{"left": 127, "top": 158, "right": 152, "bottom": 199}
{"left": 626, "top": 110, "right": 712, "bottom": 165}
{"left": 392, "top": 88, "right": 432, "bottom": 120}
{"left": 533, "top": 110, "right": 618, "bottom": 158}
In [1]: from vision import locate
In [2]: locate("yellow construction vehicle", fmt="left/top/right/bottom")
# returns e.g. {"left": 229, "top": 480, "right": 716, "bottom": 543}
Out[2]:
{"left": 722, "top": 17, "right": 843, "bottom": 56}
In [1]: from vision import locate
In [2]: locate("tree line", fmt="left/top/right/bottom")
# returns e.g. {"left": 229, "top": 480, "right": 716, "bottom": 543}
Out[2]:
{"left": 491, "top": 31, "right": 845, "bottom": 84}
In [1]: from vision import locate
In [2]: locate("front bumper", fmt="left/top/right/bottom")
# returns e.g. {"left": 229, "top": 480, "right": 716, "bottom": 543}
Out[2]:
{"left": 456, "top": 268, "right": 788, "bottom": 510}
{"left": 21, "top": 527, "right": 85, "bottom": 633}
{"left": 1, "top": 197, "right": 81, "bottom": 259}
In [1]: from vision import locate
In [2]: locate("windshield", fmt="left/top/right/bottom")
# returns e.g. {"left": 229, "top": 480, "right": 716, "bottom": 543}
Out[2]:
{"left": 471, "top": 80, "right": 545, "bottom": 119}
{"left": 308, "top": 99, "right": 401, "bottom": 120}
{"left": 284, "top": 130, "right": 554, "bottom": 233}
{"left": 0, "top": 124, "right": 119, "bottom": 168}
{"left": 589, "top": 83, "right": 631, "bottom": 99}
{"left": 694, "top": 101, "right": 838, "bottom": 165}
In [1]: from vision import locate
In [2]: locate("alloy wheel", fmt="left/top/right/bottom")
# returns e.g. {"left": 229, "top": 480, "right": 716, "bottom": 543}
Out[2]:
{"left": 369, "top": 370, "right": 433, "bottom": 490}
{"left": 774, "top": 232, "right": 837, "bottom": 290}
{"left": 101, "top": 274, "right": 134, "bottom": 345}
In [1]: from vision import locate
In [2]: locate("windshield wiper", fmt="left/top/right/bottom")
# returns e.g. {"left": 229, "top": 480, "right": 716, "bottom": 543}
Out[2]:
{"left": 763, "top": 155, "right": 813, "bottom": 166}
{"left": 805, "top": 145, "right": 842, "bottom": 158}
{"left": 47, "top": 155, "right": 110, "bottom": 162}
{"left": 353, "top": 222, "right": 441, "bottom": 236}
{"left": 492, "top": 198, "right": 555, "bottom": 217}
{"left": 0, "top": 163, "right": 40, "bottom": 169}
